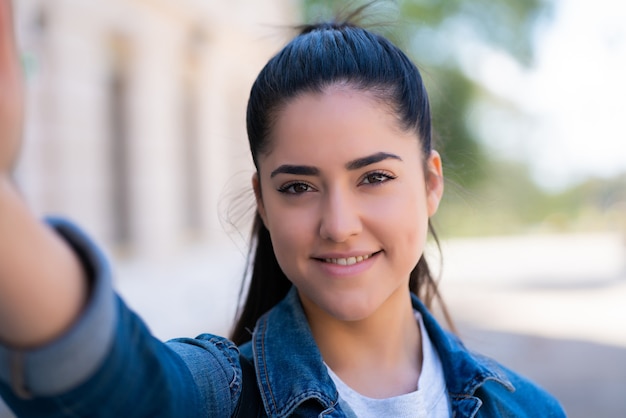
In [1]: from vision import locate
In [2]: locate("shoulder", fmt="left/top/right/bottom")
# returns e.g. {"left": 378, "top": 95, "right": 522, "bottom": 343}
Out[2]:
{"left": 472, "top": 353, "right": 566, "bottom": 417}
{"left": 412, "top": 296, "right": 566, "bottom": 417}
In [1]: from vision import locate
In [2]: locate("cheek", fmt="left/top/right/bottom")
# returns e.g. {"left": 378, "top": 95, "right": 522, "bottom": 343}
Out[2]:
{"left": 265, "top": 205, "right": 319, "bottom": 286}
{"left": 368, "top": 181, "right": 429, "bottom": 222}
{"left": 366, "top": 185, "right": 430, "bottom": 251}
{"left": 264, "top": 200, "right": 316, "bottom": 253}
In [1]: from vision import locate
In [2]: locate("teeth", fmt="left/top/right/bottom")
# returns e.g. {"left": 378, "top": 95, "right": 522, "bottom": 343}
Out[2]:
{"left": 325, "top": 254, "right": 371, "bottom": 265}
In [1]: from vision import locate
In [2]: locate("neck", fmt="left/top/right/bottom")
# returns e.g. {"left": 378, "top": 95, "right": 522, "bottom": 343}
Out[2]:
{"left": 304, "top": 289, "right": 422, "bottom": 398}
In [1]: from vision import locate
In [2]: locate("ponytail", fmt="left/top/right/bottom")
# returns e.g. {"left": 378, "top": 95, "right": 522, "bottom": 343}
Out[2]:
{"left": 230, "top": 214, "right": 291, "bottom": 345}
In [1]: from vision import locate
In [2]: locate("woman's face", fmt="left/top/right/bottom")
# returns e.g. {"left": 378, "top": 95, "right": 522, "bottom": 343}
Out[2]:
{"left": 254, "top": 86, "right": 443, "bottom": 323}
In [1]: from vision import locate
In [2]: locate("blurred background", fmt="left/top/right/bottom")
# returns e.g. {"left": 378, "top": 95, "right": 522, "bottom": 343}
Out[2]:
{"left": 3, "top": 0, "right": 625, "bottom": 417}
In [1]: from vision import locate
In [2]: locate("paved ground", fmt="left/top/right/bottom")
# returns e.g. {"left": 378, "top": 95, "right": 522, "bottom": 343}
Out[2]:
{"left": 1, "top": 232, "right": 625, "bottom": 417}
{"left": 445, "top": 283, "right": 626, "bottom": 418}
{"left": 457, "top": 325, "right": 626, "bottom": 417}
{"left": 440, "top": 233, "right": 626, "bottom": 417}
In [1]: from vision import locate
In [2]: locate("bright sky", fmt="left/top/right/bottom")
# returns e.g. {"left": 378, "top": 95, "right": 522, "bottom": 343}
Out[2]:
{"left": 474, "top": 0, "right": 626, "bottom": 191}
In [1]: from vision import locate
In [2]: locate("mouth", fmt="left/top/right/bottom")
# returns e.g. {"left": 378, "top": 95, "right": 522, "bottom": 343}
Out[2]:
{"left": 318, "top": 251, "right": 381, "bottom": 266}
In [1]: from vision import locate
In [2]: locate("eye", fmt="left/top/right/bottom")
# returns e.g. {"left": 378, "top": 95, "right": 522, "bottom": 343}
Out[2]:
{"left": 360, "top": 170, "right": 396, "bottom": 185}
{"left": 277, "top": 181, "right": 316, "bottom": 195}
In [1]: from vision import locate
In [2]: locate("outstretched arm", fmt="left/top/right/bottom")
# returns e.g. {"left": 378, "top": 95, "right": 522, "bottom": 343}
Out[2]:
{"left": 0, "top": 0, "right": 87, "bottom": 348}
{"left": 1, "top": 4, "right": 242, "bottom": 415}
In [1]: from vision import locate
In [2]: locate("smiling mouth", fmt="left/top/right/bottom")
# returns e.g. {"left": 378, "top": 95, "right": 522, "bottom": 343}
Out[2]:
{"left": 321, "top": 251, "right": 380, "bottom": 266}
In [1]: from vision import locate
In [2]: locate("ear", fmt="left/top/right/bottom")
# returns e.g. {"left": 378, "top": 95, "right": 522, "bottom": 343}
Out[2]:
{"left": 425, "top": 150, "right": 444, "bottom": 217}
{"left": 252, "top": 172, "right": 268, "bottom": 227}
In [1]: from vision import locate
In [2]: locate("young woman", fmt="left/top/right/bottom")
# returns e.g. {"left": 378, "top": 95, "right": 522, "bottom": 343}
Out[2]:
{"left": 0, "top": 1, "right": 565, "bottom": 416}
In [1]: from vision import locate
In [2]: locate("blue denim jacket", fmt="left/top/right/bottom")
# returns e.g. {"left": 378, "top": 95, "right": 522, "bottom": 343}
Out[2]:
{"left": 237, "top": 287, "right": 565, "bottom": 417}
{"left": 0, "top": 219, "right": 566, "bottom": 417}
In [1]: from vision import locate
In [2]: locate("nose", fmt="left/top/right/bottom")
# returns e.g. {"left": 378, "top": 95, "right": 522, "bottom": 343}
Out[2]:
{"left": 319, "top": 189, "right": 362, "bottom": 242}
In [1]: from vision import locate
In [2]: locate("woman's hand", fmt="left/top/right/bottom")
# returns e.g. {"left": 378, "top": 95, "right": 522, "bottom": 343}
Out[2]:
{"left": 0, "top": 0, "right": 23, "bottom": 173}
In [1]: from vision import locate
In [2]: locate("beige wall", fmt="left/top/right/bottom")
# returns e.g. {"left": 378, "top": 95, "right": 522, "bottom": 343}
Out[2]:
{"left": 13, "top": 0, "right": 299, "bottom": 258}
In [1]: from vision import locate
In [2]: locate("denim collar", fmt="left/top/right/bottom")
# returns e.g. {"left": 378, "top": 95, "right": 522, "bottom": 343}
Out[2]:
{"left": 246, "top": 287, "right": 514, "bottom": 417}
{"left": 412, "top": 293, "right": 515, "bottom": 415}
{"left": 250, "top": 287, "right": 341, "bottom": 417}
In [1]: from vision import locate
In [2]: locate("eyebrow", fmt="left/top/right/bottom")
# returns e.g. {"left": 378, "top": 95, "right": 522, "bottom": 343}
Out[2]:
{"left": 269, "top": 152, "right": 402, "bottom": 178}
{"left": 270, "top": 165, "right": 319, "bottom": 178}
{"left": 345, "top": 152, "right": 402, "bottom": 170}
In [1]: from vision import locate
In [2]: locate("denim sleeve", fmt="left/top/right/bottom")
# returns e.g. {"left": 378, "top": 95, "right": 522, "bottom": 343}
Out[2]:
{"left": 0, "top": 218, "right": 242, "bottom": 417}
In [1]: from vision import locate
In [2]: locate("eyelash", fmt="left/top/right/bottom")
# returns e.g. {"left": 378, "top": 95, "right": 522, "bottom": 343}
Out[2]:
{"left": 277, "top": 170, "right": 396, "bottom": 195}
{"left": 277, "top": 181, "right": 316, "bottom": 195}
{"left": 360, "top": 170, "right": 396, "bottom": 185}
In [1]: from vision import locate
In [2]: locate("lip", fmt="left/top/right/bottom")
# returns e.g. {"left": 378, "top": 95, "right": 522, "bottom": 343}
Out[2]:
{"left": 312, "top": 250, "right": 381, "bottom": 277}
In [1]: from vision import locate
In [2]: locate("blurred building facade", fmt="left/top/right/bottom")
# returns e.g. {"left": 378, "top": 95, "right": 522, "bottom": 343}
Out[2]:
{"left": 13, "top": 0, "right": 298, "bottom": 258}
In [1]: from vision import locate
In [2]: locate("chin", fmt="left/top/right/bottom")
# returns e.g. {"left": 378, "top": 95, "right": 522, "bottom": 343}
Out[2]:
{"left": 322, "top": 296, "right": 380, "bottom": 323}
{"left": 298, "top": 287, "right": 386, "bottom": 323}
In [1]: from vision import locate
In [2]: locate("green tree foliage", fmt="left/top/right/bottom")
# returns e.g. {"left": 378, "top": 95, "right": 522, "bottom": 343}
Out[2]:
{"left": 300, "top": 0, "right": 553, "bottom": 191}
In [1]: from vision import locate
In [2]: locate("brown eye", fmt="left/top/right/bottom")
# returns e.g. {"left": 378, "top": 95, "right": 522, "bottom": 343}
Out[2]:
{"left": 278, "top": 182, "right": 315, "bottom": 194}
{"left": 361, "top": 171, "right": 395, "bottom": 185}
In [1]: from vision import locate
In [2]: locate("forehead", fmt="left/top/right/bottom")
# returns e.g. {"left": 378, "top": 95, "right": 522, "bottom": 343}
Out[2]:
{"left": 260, "top": 87, "right": 419, "bottom": 169}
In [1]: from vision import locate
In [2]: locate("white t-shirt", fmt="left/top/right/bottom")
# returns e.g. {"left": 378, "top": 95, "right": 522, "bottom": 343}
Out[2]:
{"left": 325, "top": 312, "right": 451, "bottom": 418}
